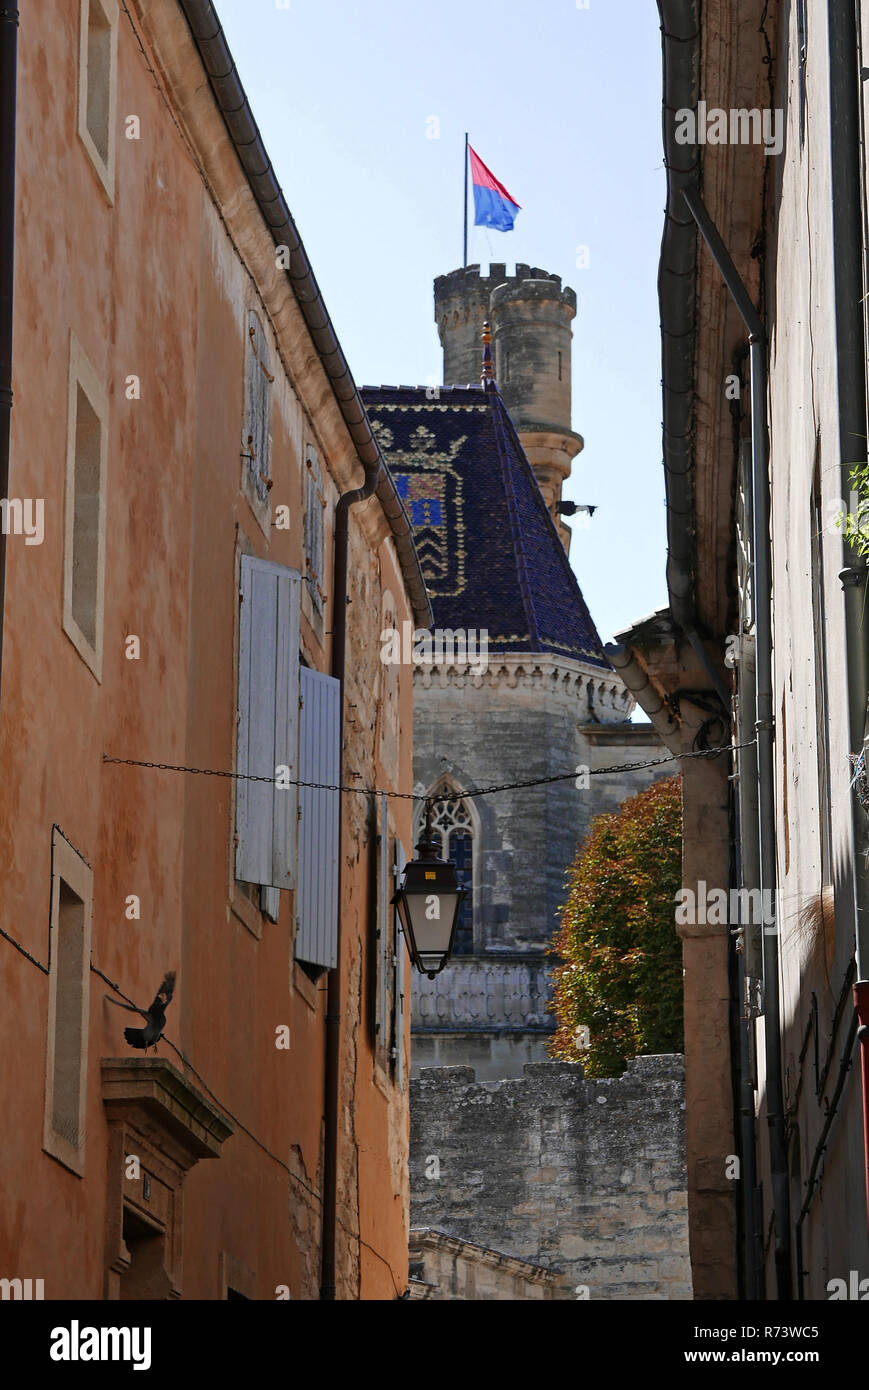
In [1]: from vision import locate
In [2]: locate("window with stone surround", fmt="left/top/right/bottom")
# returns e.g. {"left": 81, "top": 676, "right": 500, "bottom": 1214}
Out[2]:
{"left": 63, "top": 334, "right": 109, "bottom": 681}
{"left": 43, "top": 828, "right": 93, "bottom": 1176}
{"left": 77, "top": 0, "right": 119, "bottom": 201}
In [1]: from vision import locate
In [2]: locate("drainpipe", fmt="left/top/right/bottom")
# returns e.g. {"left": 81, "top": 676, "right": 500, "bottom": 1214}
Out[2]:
{"left": 320, "top": 460, "right": 381, "bottom": 1300}
{"left": 0, "top": 1, "right": 18, "bottom": 705}
{"left": 829, "top": 0, "right": 869, "bottom": 1247}
{"left": 681, "top": 183, "right": 792, "bottom": 1299}
{"left": 604, "top": 641, "right": 681, "bottom": 753}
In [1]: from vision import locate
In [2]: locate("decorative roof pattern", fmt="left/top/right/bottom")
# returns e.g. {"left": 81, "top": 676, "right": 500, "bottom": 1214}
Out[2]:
{"left": 361, "top": 385, "right": 610, "bottom": 667}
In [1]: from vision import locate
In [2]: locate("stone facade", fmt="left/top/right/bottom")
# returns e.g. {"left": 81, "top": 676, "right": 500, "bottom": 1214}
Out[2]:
{"left": 411, "top": 655, "right": 664, "bottom": 1078}
{"left": 410, "top": 1056, "right": 692, "bottom": 1300}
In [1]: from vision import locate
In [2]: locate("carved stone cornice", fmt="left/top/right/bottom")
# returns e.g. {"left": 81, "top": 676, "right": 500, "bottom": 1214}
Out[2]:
{"left": 413, "top": 651, "right": 634, "bottom": 722}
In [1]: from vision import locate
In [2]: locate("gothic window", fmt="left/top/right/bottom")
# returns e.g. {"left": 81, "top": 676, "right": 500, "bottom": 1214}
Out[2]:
{"left": 430, "top": 795, "right": 474, "bottom": 955}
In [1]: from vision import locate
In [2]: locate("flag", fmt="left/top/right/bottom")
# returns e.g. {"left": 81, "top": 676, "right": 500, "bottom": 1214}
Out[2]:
{"left": 469, "top": 145, "right": 521, "bottom": 232}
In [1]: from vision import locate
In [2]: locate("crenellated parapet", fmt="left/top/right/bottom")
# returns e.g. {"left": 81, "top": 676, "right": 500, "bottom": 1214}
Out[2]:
{"left": 433, "top": 264, "right": 582, "bottom": 548}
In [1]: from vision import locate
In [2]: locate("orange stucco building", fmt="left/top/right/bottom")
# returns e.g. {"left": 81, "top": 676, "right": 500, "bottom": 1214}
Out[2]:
{"left": 0, "top": 0, "right": 430, "bottom": 1300}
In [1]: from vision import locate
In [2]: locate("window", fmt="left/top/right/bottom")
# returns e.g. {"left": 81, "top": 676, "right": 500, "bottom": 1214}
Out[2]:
{"left": 558, "top": 350, "right": 563, "bottom": 381}
{"left": 102, "top": 1058, "right": 233, "bottom": 1298}
{"left": 63, "top": 335, "right": 108, "bottom": 680}
{"left": 77, "top": 0, "right": 118, "bottom": 200}
{"left": 303, "top": 446, "right": 326, "bottom": 619}
{"left": 372, "top": 795, "right": 407, "bottom": 1086}
{"left": 811, "top": 451, "right": 833, "bottom": 886}
{"left": 429, "top": 793, "right": 475, "bottom": 955}
{"left": 295, "top": 666, "right": 341, "bottom": 972}
{"left": 235, "top": 555, "right": 301, "bottom": 903}
{"left": 44, "top": 828, "right": 93, "bottom": 1175}
{"left": 242, "top": 310, "right": 273, "bottom": 515}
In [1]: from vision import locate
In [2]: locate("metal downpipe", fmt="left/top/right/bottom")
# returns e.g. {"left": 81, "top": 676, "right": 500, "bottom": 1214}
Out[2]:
{"left": 320, "top": 462, "right": 381, "bottom": 1300}
{"left": 0, "top": 1, "right": 19, "bottom": 706}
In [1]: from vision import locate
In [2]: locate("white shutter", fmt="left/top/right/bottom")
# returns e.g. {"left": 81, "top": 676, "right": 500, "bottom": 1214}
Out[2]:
{"left": 394, "top": 838, "right": 407, "bottom": 1090}
{"left": 295, "top": 666, "right": 341, "bottom": 969}
{"left": 236, "top": 554, "right": 301, "bottom": 889}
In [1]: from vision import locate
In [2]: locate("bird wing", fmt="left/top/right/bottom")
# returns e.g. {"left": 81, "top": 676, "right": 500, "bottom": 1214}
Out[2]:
{"left": 153, "top": 971, "right": 176, "bottom": 1008}
{"left": 104, "top": 994, "right": 150, "bottom": 1020}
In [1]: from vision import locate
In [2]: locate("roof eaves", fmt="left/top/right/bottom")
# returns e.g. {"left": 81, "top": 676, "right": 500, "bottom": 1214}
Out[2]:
{"left": 176, "top": 0, "right": 433, "bottom": 628}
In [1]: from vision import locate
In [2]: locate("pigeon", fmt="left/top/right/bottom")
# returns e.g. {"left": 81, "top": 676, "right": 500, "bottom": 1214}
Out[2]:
{"left": 105, "top": 972, "right": 176, "bottom": 1051}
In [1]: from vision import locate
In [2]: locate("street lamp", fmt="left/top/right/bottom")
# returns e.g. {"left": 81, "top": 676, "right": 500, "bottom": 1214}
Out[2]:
{"left": 392, "top": 802, "right": 468, "bottom": 978}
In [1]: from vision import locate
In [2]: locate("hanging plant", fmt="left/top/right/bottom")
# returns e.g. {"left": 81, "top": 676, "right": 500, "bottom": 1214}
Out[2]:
{"left": 837, "top": 463, "right": 869, "bottom": 558}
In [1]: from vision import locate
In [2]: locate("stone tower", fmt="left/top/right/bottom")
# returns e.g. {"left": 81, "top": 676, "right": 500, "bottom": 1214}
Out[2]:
{"left": 434, "top": 263, "right": 584, "bottom": 549}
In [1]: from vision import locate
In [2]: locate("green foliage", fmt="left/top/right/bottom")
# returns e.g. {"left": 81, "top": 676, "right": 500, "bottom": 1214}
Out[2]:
{"left": 547, "top": 775, "right": 683, "bottom": 1077}
{"left": 838, "top": 463, "right": 869, "bottom": 558}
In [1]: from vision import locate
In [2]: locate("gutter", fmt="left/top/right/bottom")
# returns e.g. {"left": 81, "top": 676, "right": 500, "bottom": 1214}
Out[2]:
{"left": 657, "top": 0, "right": 729, "bottom": 710}
{"left": 175, "top": 0, "right": 433, "bottom": 1299}
{"left": 321, "top": 460, "right": 381, "bottom": 1300}
{"left": 177, "top": 0, "right": 432, "bottom": 630}
{"left": 0, "top": 1, "right": 18, "bottom": 705}
{"left": 604, "top": 642, "right": 681, "bottom": 753}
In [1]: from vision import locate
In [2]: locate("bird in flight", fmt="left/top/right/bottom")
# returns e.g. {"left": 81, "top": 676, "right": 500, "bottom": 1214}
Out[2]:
{"left": 105, "top": 972, "right": 177, "bottom": 1051}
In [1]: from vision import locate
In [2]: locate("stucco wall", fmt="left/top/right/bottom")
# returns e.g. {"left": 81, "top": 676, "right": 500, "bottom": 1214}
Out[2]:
{"left": 0, "top": 0, "right": 412, "bottom": 1301}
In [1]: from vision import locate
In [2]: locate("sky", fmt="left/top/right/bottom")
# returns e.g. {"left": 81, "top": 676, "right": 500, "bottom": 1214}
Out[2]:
{"left": 217, "top": 0, "right": 668, "bottom": 646}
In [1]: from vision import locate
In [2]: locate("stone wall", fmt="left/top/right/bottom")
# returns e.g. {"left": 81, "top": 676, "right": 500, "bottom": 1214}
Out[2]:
{"left": 413, "top": 657, "right": 659, "bottom": 954}
{"left": 410, "top": 1056, "right": 692, "bottom": 1300}
{"left": 411, "top": 660, "right": 666, "bottom": 1078}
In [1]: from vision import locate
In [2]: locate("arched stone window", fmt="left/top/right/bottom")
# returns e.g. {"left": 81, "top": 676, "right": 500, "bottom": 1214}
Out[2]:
{"left": 429, "top": 792, "right": 475, "bottom": 955}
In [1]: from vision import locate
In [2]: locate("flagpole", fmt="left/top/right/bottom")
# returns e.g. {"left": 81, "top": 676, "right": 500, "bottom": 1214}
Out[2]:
{"left": 463, "top": 132, "right": 469, "bottom": 267}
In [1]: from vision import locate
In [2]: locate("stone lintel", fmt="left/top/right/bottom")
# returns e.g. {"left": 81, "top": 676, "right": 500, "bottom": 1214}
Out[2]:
{"left": 101, "top": 1058, "right": 234, "bottom": 1163}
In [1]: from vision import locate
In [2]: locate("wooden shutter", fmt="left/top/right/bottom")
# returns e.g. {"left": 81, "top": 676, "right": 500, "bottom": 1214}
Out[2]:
{"left": 304, "top": 449, "right": 325, "bottom": 615}
{"left": 245, "top": 310, "right": 271, "bottom": 503}
{"left": 295, "top": 666, "right": 341, "bottom": 969}
{"left": 393, "top": 838, "right": 407, "bottom": 1089}
{"left": 236, "top": 555, "right": 301, "bottom": 890}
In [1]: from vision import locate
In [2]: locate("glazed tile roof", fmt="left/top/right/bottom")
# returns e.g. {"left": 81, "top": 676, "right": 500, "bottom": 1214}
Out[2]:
{"left": 360, "top": 384, "right": 610, "bottom": 667}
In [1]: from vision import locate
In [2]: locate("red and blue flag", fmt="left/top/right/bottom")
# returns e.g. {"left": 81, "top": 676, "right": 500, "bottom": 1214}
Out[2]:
{"left": 469, "top": 145, "right": 521, "bottom": 232}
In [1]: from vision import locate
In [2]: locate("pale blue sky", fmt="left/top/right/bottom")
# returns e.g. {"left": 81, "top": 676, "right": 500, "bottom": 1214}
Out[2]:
{"left": 217, "top": 0, "right": 668, "bottom": 644}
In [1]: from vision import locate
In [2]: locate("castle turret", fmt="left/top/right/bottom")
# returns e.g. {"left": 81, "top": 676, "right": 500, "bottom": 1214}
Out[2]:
{"left": 434, "top": 263, "right": 584, "bottom": 550}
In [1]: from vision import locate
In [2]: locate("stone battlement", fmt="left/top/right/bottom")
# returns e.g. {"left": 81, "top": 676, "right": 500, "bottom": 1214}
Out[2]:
{"left": 434, "top": 263, "right": 576, "bottom": 311}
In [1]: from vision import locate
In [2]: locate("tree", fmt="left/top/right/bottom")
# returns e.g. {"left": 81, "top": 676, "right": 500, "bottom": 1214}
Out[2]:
{"left": 548, "top": 775, "right": 683, "bottom": 1077}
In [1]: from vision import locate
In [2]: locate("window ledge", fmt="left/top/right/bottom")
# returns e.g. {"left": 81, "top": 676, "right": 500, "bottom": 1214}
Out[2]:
{"left": 101, "top": 1058, "right": 234, "bottom": 1163}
